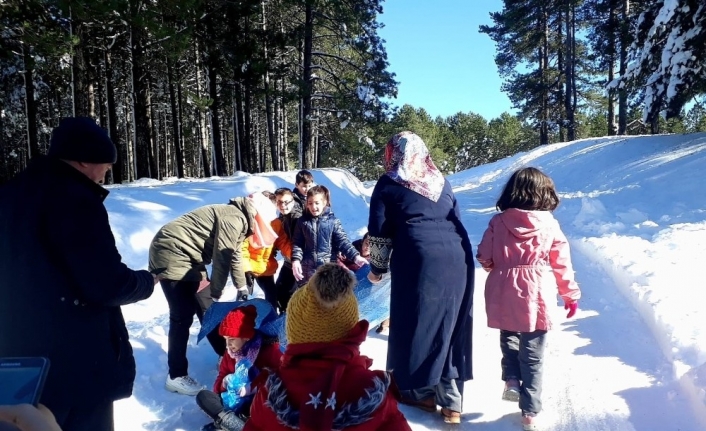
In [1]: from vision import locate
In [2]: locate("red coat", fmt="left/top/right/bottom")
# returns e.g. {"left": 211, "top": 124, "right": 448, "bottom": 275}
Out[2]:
{"left": 244, "top": 321, "right": 411, "bottom": 431}
{"left": 213, "top": 339, "right": 282, "bottom": 394}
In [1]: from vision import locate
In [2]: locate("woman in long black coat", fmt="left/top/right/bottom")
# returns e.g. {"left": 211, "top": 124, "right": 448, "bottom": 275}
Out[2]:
{"left": 367, "top": 131, "right": 474, "bottom": 424}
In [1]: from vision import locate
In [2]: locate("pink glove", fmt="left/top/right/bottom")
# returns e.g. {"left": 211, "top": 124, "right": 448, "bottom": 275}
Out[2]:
{"left": 353, "top": 255, "right": 369, "bottom": 267}
{"left": 565, "top": 301, "right": 578, "bottom": 318}
{"left": 292, "top": 261, "right": 303, "bottom": 281}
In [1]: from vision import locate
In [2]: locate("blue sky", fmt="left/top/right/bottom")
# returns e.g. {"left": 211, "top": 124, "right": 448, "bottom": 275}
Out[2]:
{"left": 378, "top": 0, "right": 514, "bottom": 121}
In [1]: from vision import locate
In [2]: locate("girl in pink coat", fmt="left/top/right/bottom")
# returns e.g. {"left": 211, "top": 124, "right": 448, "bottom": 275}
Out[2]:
{"left": 476, "top": 167, "right": 581, "bottom": 431}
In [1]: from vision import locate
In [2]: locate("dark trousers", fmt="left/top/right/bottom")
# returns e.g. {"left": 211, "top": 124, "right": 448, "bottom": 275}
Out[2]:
{"left": 500, "top": 329, "right": 548, "bottom": 414}
{"left": 53, "top": 401, "right": 114, "bottom": 431}
{"left": 255, "top": 275, "right": 277, "bottom": 310}
{"left": 403, "top": 377, "right": 464, "bottom": 413}
{"left": 161, "top": 279, "right": 226, "bottom": 379}
{"left": 274, "top": 265, "right": 296, "bottom": 312}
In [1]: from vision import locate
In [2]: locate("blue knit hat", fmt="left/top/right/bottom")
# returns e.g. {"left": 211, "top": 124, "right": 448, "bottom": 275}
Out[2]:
{"left": 48, "top": 117, "right": 117, "bottom": 164}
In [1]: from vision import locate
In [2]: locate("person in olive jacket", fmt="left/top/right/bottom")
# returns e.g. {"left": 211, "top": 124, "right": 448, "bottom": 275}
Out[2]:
{"left": 0, "top": 117, "right": 156, "bottom": 431}
{"left": 148, "top": 192, "right": 278, "bottom": 396}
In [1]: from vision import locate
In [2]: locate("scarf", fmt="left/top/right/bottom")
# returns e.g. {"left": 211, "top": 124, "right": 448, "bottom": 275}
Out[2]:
{"left": 384, "top": 131, "right": 445, "bottom": 202}
{"left": 228, "top": 334, "right": 262, "bottom": 364}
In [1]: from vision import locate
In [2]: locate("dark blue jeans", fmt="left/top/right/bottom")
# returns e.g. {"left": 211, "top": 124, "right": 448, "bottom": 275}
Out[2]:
{"left": 500, "top": 329, "right": 548, "bottom": 414}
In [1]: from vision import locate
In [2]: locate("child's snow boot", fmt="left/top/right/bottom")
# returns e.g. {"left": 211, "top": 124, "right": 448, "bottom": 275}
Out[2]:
{"left": 215, "top": 411, "right": 246, "bottom": 431}
{"left": 521, "top": 412, "right": 539, "bottom": 431}
{"left": 502, "top": 378, "right": 520, "bottom": 402}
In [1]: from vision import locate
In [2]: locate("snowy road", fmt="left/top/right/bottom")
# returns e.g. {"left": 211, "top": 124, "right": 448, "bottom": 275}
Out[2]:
{"left": 361, "top": 254, "right": 704, "bottom": 430}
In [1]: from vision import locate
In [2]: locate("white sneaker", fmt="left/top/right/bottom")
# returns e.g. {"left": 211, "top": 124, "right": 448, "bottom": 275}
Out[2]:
{"left": 165, "top": 375, "right": 205, "bottom": 396}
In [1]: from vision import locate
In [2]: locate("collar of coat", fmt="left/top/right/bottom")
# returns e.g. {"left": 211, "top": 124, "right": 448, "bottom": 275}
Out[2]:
{"left": 262, "top": 321, "right": 389, "bottom": 430}
{"left": 228, "top": 197, "right": 256, "bottom": 237}
{"left": 42, "top": 156, "right": 110, "bottom": 202}
{"left": 263, "top": 369, "right": 391, "bottom": 430}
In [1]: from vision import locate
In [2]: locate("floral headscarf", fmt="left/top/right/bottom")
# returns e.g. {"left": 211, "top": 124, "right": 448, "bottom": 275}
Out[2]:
{"left": 384, "top": 131, "right": 445, "bottom": 202}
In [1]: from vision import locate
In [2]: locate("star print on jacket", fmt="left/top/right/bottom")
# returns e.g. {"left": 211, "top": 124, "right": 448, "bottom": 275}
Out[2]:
{"left": 325, "top": 392, "right": 336, "bottom": 410}
{"left": 306, "top": 392, "right": 322, "bottom": 409}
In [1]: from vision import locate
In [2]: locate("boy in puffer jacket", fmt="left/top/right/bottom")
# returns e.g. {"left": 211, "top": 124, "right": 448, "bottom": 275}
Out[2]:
{"left": 244, "top": 263, "right": 411, "bottom": 431}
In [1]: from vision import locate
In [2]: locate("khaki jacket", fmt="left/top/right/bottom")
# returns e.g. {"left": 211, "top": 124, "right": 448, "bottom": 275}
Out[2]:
{"left": 148, "top": 198, "right": 255, "bottom": 297}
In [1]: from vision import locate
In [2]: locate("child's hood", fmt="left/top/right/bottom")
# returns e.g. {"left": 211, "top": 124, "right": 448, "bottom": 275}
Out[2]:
{"left": 498, "top": 208, "right": 556, "bottom": 239}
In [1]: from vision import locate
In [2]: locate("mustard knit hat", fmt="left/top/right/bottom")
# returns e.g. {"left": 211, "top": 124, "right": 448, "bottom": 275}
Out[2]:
{"left": 286, "top": 263, "right": 359, "bottom": 344}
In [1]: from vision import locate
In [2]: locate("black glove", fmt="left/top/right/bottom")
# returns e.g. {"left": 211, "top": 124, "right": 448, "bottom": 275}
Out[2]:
{"left": 244, "top": 272, "right": 255, "bottom": 289}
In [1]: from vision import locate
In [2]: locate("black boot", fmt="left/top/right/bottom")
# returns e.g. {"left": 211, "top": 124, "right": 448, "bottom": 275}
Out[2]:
{"left": 215, "top": 411, "right": 246, "bottom": 431}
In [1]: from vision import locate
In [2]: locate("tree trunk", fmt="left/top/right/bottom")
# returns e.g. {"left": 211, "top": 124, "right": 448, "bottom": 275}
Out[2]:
{"left": 195, "top": 42, "right": 211, "bottom": 178}
{"left": 301, "top": 3, "right": 315, "bottom": 168}
{"left": 607, "top": 0, "right": 616, "bottom": 135}
{"left": 232, "top": 90, "right": 241, "bottom": 172}
{"left": 108, "top": 50, "right": 124, "bottom": 184}
{"left": 282, "top": 88, "right": 289, "bottom": 171}
{"left": 565, "top": 4, "right": 576, "bottom": 142}
{"left": 618, "top": 0, "right": 630, "bottom": 135}
{"left": 540, "top": 9, "right": 549, "bottom": 146}
{"left": 177, "top": 79, "right": 188, "bottom": 176}
{"left": 207, "top": 54, "right": 226, "bottom": 175}
{"left": 96, "top": 51, "right": 110, "bottom": 184}
{"left": 261, "top": 1, "right": 278, "bottom": 171}
{"left": 167, "top": 59, "right": 184, "bottom": 177}
{"left": 147, "top": 77, "right": 160, "bottom": 179}
{"left": 123, "top": 93, "right": 133, "bottom": 181}
{"left": 235, "top": 81, "right": 250, "bottom": 172}
{"left": 130, "top": 23, "right": 152, "bottom": 179}
{"left": 557, "top": 11, "right": 565, "bottom": 143}
{"left": 70, "top": 16, "right": 90, "bottom": 117}
{"left": 22, "top": 45, "right": 39, "bottom": 159}
{"left": 245, "top": 87, "right": 254, "bottom": 172}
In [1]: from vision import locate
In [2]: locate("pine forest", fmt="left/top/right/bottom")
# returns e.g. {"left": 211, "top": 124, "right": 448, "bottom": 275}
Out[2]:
{"left": 1, "top": 0, "right": 705, "bottom": 185}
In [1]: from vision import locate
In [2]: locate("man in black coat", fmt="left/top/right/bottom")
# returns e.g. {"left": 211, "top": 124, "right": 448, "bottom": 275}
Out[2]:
{"left": 0, "top": 117, "right": 156, "bottom": 431}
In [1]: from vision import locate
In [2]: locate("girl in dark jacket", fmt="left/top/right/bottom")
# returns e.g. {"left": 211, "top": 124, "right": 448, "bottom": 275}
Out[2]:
{"left": 291, "top": 185, "right": 368, "bottom": 286}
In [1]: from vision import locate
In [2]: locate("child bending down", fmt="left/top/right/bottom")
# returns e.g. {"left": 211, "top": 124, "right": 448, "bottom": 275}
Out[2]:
{"left": 476, "top": 167, "right": 581, "bottom": 431}
{"left": 196, "top": 305, "right": 282, "bottom": 431}
{"left": 291, "top": 185, "right": 367, "bottom": 286}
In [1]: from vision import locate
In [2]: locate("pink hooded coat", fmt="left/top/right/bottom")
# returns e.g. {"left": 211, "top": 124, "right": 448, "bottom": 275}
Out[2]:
{"left": 476, "top": 208, "right": 581, "bottom": 333}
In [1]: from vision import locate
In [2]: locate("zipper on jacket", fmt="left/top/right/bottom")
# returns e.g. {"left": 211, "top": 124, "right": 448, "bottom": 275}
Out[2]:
{"left": 313, "top": 216, "right": 318, "bottom": 264}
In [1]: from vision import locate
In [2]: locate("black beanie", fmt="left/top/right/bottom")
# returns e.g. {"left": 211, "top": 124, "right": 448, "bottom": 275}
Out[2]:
{"left": 48, "top": 117, "right": 117, "bottom": 164}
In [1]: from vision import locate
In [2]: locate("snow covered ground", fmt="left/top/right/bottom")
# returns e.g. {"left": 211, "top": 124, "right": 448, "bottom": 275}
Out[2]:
{"left": 105, "top": 133, "right": 706, "bottom": 430}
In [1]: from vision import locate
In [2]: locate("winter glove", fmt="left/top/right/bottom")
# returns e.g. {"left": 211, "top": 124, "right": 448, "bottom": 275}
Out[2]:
{"left": 564, "top": 300, "right": 578, "bottom": 318}
{"left": 292, "top": 260, "right": 303, "bottom": 281}
{"left": 353, "top": 255, "right": 369, "bottom": 267}
{"left": 236, "top": 287, "right": 250, "bottom": 302}
{"left": 244, "top": 272, "right": 255, "bottom": 289}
